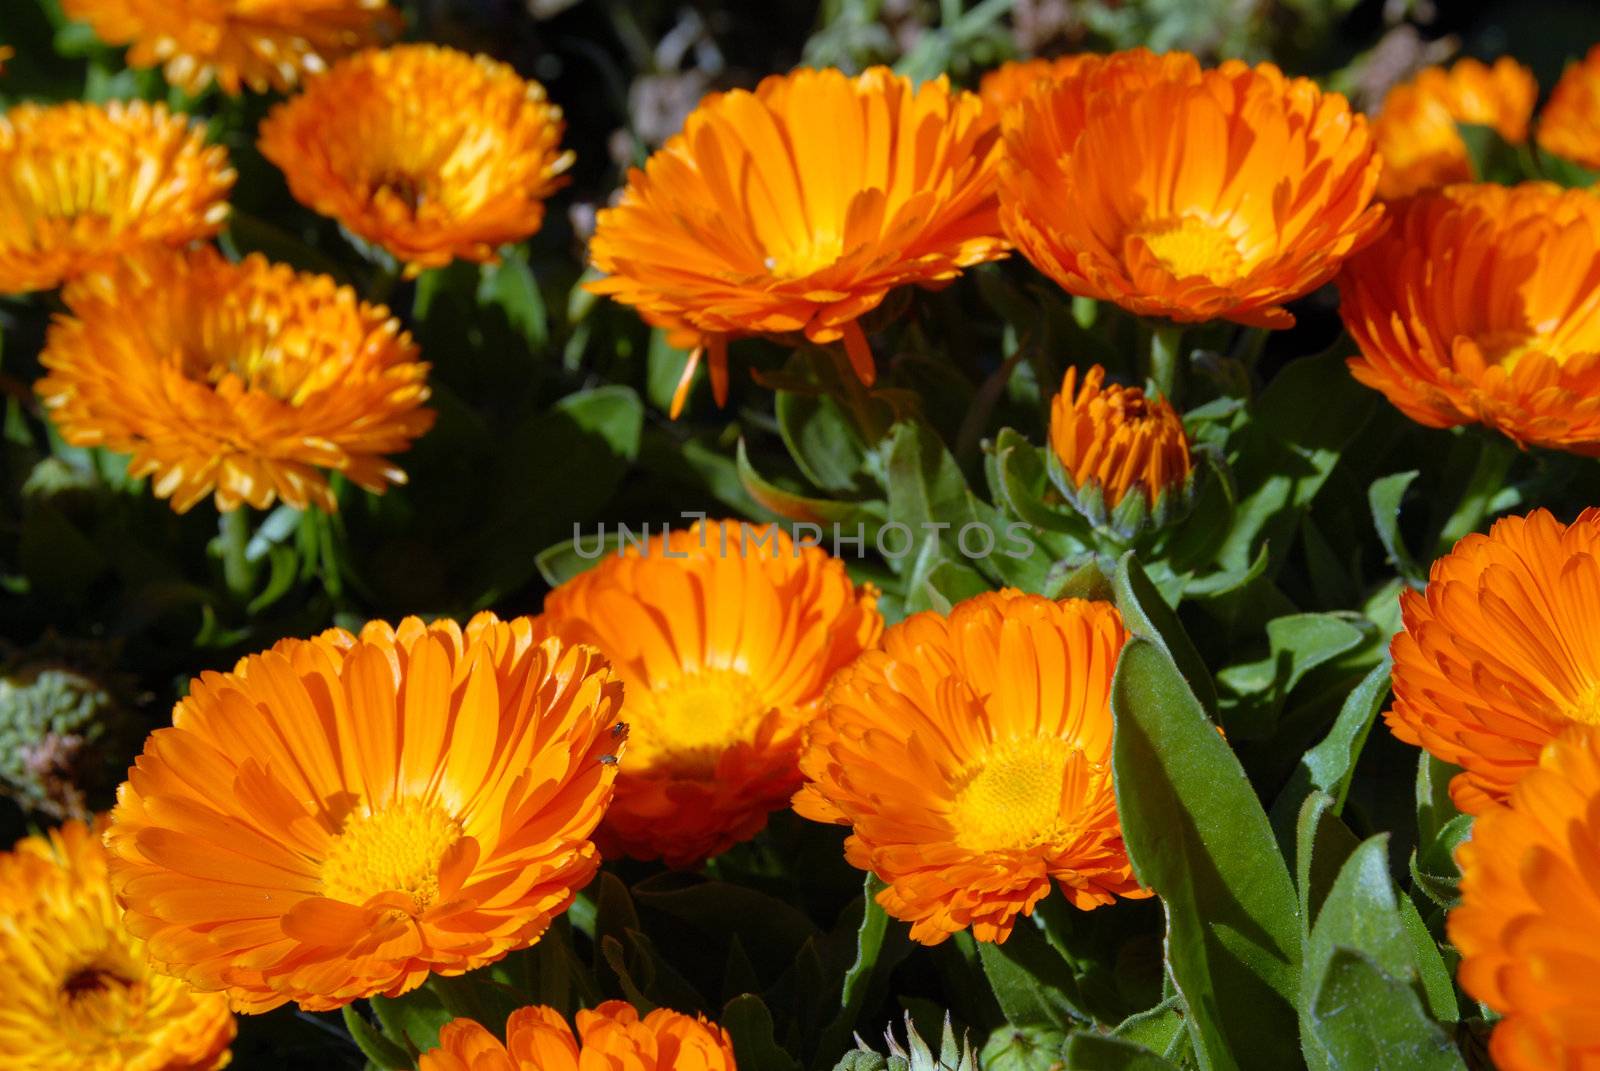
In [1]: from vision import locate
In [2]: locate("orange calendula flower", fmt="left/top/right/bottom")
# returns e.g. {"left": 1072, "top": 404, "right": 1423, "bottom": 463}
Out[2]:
{"left": 259, "top": 44, "right": 573, "bottom": 276}
{"left": 1386, "top": 508, "right": 1600, "bottom": 813}
{"left": 1450, "top": 724, "right": 1600, "bottom": 1071}
{"left": 1048, "top": 364, "right": 1193, "bottom": 532}
{"left": 35, "top": 246, "right": 434, "bottom": 514}
{"left": 104, "top": 614, "right": 623, "bottom": 1012}
{"left": 536, "top": 520, "right": 881, "bottom": 868}
{"left": 1372, "top": 56, "right": 1538, "bottom": 199}
{"left": 1340, "top": 182, "right": 1600, "bottom": 454}
{"left": 999, "top": 48, "right": 1384, "bottom": 329}
{"left": 1538, "top": 44, "right": 1600, "bottom": 171}
{"left": 0, "top": 817, "right": 236, "bottom": 1070}
{"left": 59, "top": 0, "right": 396, "bottom": 95}
{"left": 0, "top": 100, "right": 233, "bottom": 294}
{"left": 587, "top": 66, "right": 1008, "bottom": 416}
{"left": 978, "top": 54, "right": 1089, "bottom": 116}
{"left": 419, "top": 1000, "right": 736, "bottom": 1071}
{"left": 795, "top": 590, "right": 1150, "bottom": 945}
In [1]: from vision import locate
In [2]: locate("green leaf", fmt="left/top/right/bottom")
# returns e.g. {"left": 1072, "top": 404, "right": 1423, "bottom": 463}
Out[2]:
{"left": 1304, "top": 835, "right": 1413, "bottom": 992}
{"left": 813, "top": 876, "right": 912, "bottom": 1068}
{"left": 723, "top": 994, "right": 805, "bottom": 1071}
{"left": 478, "top": 250, "right": 548, "bottom": 352}
{"left": 778, "top": 389, "right": 867, "bottom": 494}
{"left": 534, "top": 531, "right": 624, "bottom": 586}
{"left": 1112, "top": 552, "right": 1219, "bottom": 719}
{"left": 1305, "top": 951, "right": 1466, "bottom": 1071}
{"left": 1110, "top": 638, "right": 1302, "bottom": 1071}
{"left": 370, "top": 987, "right": 455, "bottom": 1056}
{"left": 736, "top": 438, "right": 884, "bottom": 526}
{"left": 1109, "top": 997, "right": 1185, "bottom": 1055}
{"left": 1270, "top": 658, "right": 1392, "bottom": 845}
{"left": 1368, "top": 471, "right": 1424, "bottom": 582}
{"left": 1412, "top": 814, "right": 1474, "bottom": 909}
{"left": 977, "top": 916, "right": 1092, "bottom": 1032}
{"left": 1062, "top": 1034, "right": 1180, "bottom": 1071}
{"left": 1216, "top": 348, "right": 1376, "bottom": 574}
{"left": 1217, "top": 613, "right": 1367, "bottom": 739}
{"left": 342, "top": 1004, "right": 412, "bottom": 1069}
{"left": 1399, "top": 894, "right": 1460, "bottom": 1023}
{"left": 1294, "top": 792, "right": 1360, "bottom": 946}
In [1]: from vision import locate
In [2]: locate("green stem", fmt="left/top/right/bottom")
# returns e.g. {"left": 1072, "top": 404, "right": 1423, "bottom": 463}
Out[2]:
{"left": 220, "top": 507, "right": 255, "bottom": 603}
{"left": 1147, "top": 323, "right": 1185, "bottom": 402}
{"left": 1436, "top": 432, "right": 1519, "bottom": 553}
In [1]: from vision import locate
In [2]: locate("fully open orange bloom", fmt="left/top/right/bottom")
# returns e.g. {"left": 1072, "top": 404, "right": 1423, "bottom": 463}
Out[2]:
{"left": 795, "top": 591, "right": 1149, "bottom": 945}
{"left": 587, "top": 66, "right": 1008, "bottom": 415}
{"left": 419, "top": 1000, "right": 736, "bottom": 1071}
{"left": 978, "top": 55, "right": 1089, "bottom": 116}
{"left": 1538, "top": 45, "right": 1600, "bottom": 171}
{"left": 1372, "top": 57, "right": 1538, "bottom": 199}
{"left": 0, "top": 817, "right": 235, "bottom": 1070}
{"left": 1386, "top": 508, "right": 1600, "bottom": 813}
{"left": 59, "top": 0, "right": 396, "bottom": 95}
{"left": 258, "top": 44, "right": 573, "bottom": 275}
{"left": 537, "top": 520, "right": 881, "bottom": 867}
{"left": 999, "top": 48, "right": 1383, "bottom": 329}
{"left": 104, "top": 614, "right": 623, "bottom": 1012}
{"left": 1340, "top": 183, "right": 1600, "bottom": 454}
{"left": 0, "top": 100, "right": 232, "bottom": 294}
{"left": 1049, "top": 364, "right": 1192, "bottom": 519}
{"left": 1451, "top": 724, "right": 1600, "bottom": 1071}
{"left": 35, "top": 246, "right": 434, "bottom": 513}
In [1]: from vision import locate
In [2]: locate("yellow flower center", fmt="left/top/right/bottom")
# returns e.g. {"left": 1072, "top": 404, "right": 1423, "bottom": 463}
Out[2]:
{"left": 764, "top": 231, "right": 845, "bottom": 278}
{"left": 1477, "top": 329, "right": 1565, "bottom": 372}
{"left": 631, "top": 669, "right": 772, "bottom": 779}
{"left": 951, "top": 736, "right": 1075, "bottom": 853}
{"left": 321, "top": 798, "right": 462, "bottom": 914}
{"left": 1136, "top": 216, "right": 1246, "bottom": 284}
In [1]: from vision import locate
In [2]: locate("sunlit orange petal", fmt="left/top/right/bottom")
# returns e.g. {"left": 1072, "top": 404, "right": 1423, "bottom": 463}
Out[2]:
{"left": 1372, "top": 57, "right": 1537, "bottom": 198}
{"left": 105, "top": 614, "right": 623, "bottom": 1012}
{"left": 0, "top": 817, "right": 235, "bottom": 1069}
{"left": 1537, "top": 44, "right": 1600, "bottom": 171}
{"left": 258, "top": 44, "right": 574, "bottom": 274}
{"left": 999, "top": 48, "right": 1384, "bottom": 328}
{"left": 795, "top": 590, "right": 1150, "bottom": 946}
{"left": 1049, "top": 364, "right": 1192, "bottom": 511}
{"left": 1339, "top": 182, "right": 1600, "bottom": 454}
{"left": 34, "top": 246, "right": 435, "bottom": 514}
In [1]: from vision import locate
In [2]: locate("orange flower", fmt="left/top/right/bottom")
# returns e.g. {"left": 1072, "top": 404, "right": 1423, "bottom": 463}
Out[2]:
{"left": 536, "top": 520, "right": 881, "bottom": 867}
{"left": 0, "top": 100, "right": 232, "bottom": 294}
{"left": 1538, "top": 44, "right": 1600, "bottom": 170}
{"left": 1386, "top": 508, "right": 1600, "bottom": 813}
{"left": 1048, "top": 364, "right": 1193, "bottom": 525}
{"left": 586, "top": 66, "right": 1007, "bottom": 415}
{"left": 999, "top": 48, "right": 1384, "bottom": 329}
{"left": 978, "top": 55, "right": 1089, "bottom": 116}
{"left": 0, "top": 46, "right": 13, "bottom": 74}
{"left": 0, "top": 817, "right": 235, "bottom": 1070}
{"left": 1450, "top": 724, "right": 1600, "bottom": 1071}
{"left": 35, "top": 246, "right": 434, "bottom": 514}
{"left": 104, "top": 614, "right": 624, "bottom": 1012}
{"left": 795, "top": 591, "right": 1150, "bottom": 945}
{"left": 59, "top": 0, "right": 396, "bottom": 95}
{"left": 1372, "top": 57, "right": 1538, "bottom": 199}
{"left": 419, "top": 1000, "right": 736, "bottom": 1071}
{"left": 259, "top": 44, "right": 573, "bottom": 275}
{"left": 1339, "top": 182, "right": 1600, "bottom": 454}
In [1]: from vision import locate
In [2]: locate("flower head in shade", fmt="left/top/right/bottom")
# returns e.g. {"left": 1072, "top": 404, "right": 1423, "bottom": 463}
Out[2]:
{"left": 587, "top": 66, "right": 1007, "bottom": 415}
{"left": 35, "top": 246, "right": 434, "bottom": 514}
{"left": 536, "top": 520, "right": 881, "bottom": 867}
{"left": 795, "top": 591, "right": 1150, "bottom": 945}
{"left": 419, "top": 1000, "right": 736, "bottom": 1071}
{"left": 258, "top": 44, "right": 573, "bottom": 275}
{"left": 104, "top": 614, "right": 623, "bottom": 1012}
{"left": 1340, "top": 183, "right": 1600, "bottom": 454}
{"left": 999, "top": 48, "right": 1384, "bottom": 329}
{"left": 978, "top": 55, "right": 1089, "bottom": 116}
{"left": 1537, "top": 44, "right": 1600, "bottom": 171}
{"left": 1048, "top": 364, "right": 1194, "bottom": 535}
{"left": 1386, "top": 508, "right": 1600, "bottom": 813}
{"left": 0, "top": 100, "right": 233, "bottom": 294}
{"left": 59, "top": 0, "right": 396, "bottom": 95}
{"left": 1450, "top": 724, "right": 1600, "bottom": 1071}
{"left": 0, "top": 817, "right": 235, "bottom": 1070}
{"left": 1372, "top": 57, "right": 1538, "bottom": 199}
